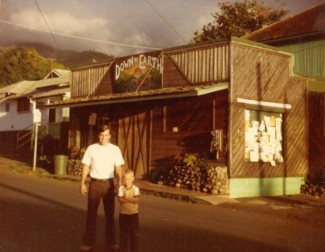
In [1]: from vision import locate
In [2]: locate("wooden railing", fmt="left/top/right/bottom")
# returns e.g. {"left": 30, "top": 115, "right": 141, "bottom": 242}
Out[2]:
{"left": 16, "top": 124, "right": 33, "bottom": 151}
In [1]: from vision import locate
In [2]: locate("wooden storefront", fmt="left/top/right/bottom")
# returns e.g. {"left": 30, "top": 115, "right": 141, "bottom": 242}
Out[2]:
{"left": 48, "top": 37, "right": 309, "bottom": 198}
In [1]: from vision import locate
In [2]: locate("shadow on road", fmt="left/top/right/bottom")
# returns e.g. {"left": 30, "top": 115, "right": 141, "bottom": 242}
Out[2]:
{"left": 0, "top": 182, "right": 292, "bottom": 252}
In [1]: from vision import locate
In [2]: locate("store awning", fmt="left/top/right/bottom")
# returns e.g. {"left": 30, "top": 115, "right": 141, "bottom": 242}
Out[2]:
{"left": 44, "top": 82, "right": 229, "bottom": 109}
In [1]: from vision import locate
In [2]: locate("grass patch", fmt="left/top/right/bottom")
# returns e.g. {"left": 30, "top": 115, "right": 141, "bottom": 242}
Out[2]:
{"left": 10, "top": 164, "right": 50, "bottom": 176}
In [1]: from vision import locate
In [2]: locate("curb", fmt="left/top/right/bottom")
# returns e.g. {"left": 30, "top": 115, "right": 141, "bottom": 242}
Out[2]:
{"left": 3, "top": 163, "right": 217, "bottom": 205}
{"left": 36, "top": 173, "right": 212, "bottom": 204}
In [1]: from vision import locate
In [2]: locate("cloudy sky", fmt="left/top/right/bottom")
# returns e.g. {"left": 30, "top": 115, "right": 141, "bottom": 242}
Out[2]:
{"left": 0, "top": 0, "right": 324, "bottom": 57}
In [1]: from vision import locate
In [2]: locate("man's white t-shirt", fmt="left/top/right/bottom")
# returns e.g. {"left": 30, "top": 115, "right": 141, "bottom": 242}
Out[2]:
{"left": 82, "top": 143, "right": 124, "bottom": 179}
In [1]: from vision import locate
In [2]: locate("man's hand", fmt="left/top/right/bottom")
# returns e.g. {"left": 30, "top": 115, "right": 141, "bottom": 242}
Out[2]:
{"left": 80, "top": 183, "right": 88, "bottom": 196}
{"left": 80, "top": 164, "right": 90, "bottom": 196}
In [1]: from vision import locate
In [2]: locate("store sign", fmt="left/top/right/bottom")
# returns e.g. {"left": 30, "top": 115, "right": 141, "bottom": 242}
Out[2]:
{"left": 114, "top": 51, "right": 162, "bottom": 93}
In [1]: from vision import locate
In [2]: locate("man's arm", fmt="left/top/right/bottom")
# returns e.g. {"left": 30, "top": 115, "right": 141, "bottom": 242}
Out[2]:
{"left": 80, "top": 164, "right": 90, "bottom": 196}
{"left": 114, "top": 165, "right": 123, "bottom": 194}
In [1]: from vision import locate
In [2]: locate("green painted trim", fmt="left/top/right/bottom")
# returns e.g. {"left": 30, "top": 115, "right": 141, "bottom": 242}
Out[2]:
{"left": 231, "top": 37, "right": 292, "bottom": 56}
{"left": 229, "top": 177, "right": 305, "bottom": 198}
{"left": 308, "top": 80, "right": 325, "bottom": 92}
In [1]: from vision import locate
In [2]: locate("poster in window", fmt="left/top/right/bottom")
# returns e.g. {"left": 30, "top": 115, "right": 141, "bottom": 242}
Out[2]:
{"left": 244, "top": 109, "right": 283, "bottom": 166}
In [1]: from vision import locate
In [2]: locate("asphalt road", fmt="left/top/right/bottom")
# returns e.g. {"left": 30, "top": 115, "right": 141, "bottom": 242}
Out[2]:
{"left": 1, "top": 169, "right": 325, "bottom": 252}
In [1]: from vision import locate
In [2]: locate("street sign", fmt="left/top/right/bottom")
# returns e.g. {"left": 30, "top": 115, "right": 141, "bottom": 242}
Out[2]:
{"left": 33, "top": 109, "right": 42, "bottom": 123}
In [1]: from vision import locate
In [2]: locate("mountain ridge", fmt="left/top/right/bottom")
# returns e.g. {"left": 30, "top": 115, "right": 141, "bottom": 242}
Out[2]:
{"left": 15, "top": 42, "right": 114, "bottom": 69}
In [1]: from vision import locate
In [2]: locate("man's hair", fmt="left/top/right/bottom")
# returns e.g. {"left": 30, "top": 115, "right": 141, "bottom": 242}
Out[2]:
{"left": 98, "top": 124, "right": 110, "bottom": 134}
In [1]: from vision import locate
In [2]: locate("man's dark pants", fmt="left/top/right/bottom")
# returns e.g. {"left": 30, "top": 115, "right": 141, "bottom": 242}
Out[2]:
{"left": 82, "top": 179, "right": 116, "bottom": 247}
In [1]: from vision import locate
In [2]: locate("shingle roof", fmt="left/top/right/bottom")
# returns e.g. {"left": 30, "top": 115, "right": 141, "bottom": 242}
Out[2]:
{"left": 243, "top": 3, "right": 325, "bottom": 42}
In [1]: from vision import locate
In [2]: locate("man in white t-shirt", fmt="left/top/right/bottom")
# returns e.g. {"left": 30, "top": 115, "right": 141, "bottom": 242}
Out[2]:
{"left": 80, "top": 125, "right": 124, "bottom": 251}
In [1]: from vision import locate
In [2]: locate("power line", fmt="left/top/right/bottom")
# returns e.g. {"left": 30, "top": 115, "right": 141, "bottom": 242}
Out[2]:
{"left": 0, "top": 19, "right": 162, "bottom": 50}
{"left": 32, "top": 0, "right": 60, "bottom": 61}
{"left": 33, "top": 0, "right": 60, "bottom": 49}
{"left": 143, "top": 0, "right": 188, "bottom": 44}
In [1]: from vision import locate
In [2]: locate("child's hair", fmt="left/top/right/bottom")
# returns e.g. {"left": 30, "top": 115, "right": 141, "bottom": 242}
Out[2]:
{"left": 124, "top": 169, "right": 134, "bottom": 177}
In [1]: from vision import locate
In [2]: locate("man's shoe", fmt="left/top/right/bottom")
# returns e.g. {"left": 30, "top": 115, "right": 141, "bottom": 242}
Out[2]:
{"left": 80, "top": 244, "right": 93, "bottom": 251}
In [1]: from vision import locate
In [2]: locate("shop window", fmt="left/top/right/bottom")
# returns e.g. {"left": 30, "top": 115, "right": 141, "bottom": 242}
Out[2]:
{"left": 164, "top": 101, "right": 213, "bottom": 132}
{"left": 17, "top": 98, "right": 30, "bottom": 112}
{"left": 244, "top": 109, "right": 283, "bottom": 166}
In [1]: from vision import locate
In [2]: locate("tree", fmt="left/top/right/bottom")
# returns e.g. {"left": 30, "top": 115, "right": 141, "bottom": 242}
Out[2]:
{"left": 0, "top": 47, "right": 66, "bottom": 87}
{"left": 191, "top": 0, "right": 288, "bottom": 44}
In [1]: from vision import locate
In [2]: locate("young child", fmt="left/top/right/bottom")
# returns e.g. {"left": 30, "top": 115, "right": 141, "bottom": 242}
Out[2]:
{"left": 118, "top": 169, "right": 140, "bottom": 252}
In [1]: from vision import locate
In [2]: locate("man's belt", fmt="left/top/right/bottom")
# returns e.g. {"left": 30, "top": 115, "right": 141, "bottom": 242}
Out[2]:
{"left": 90, "top": 177, "right": 114, "bottom": 182}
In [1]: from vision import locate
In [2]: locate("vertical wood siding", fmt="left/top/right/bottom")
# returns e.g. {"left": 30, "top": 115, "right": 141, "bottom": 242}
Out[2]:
{"left": 229, "top": 43, "right": 308, "bottom": 178}
{"left": 118, "top": 112, "right": 150, "bottom": 179}
{"left": 166, "top": 44, "right": 230, "bottom": 86}
{"left": 309, "top": 91, "right": 325, "bottom": 181}
{"left": 71, "top": 65, "right": 111, "bottom": 98}
{"left": 280, "top": 39, "right": 325, "bottom": 78}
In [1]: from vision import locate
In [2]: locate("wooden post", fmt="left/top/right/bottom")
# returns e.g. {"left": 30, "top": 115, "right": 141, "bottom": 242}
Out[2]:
{"left": 32, "top": 122, "right": 39, "bottom": 172}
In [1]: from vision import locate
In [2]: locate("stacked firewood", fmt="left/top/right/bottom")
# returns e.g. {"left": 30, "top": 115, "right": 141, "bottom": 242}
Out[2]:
{"left": 301, "top": 183, "right": 325, "bottom": 198}
{"left": 66, "top": 146, "right": 85, "bottom": 176}
{"left": 158, "top": 153, "right": 228, "bottom": 194}
{"left": 67, "top": 159, "right": 83, "bottom": 176}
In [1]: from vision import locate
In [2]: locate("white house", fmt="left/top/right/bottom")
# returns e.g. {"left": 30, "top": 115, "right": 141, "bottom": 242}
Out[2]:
{"left": 0, "top": 69, "right": 71, "bottom": 157}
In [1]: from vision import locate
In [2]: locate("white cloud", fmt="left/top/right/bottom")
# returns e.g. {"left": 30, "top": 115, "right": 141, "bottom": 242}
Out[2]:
{"left": 10, "top": 10, "right": 111, "bottom": 38}
{"left": 122, "top": 31, "right": 154, "bottom": 48}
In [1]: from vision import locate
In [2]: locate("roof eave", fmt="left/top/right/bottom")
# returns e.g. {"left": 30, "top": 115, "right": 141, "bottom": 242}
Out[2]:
{"left": 44, "top": 83, "right": 229, "bottom": 109}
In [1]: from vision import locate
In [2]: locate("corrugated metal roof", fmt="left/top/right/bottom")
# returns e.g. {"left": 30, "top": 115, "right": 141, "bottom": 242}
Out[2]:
{"left": 0, "top": 69, "right": 71, "bottom": 102}
{"left": 32, "top": 87, "right": 70, "bottom": 99}
{"left": 0, "top": 80, "right": 36, "bottom": 95}
{"left": 243, "top": 3, "right": 325, "bottom": 42}
{"left": 44, "top": 82, "right": 229, "bottom": 108}
{"left": 43, "top": 69, "right": 71, "bottom": 79}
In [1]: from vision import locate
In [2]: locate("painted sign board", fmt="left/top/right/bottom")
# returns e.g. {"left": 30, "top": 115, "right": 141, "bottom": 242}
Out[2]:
{"left": 33, "top": 109, "right": 42, "bottom": 123}
{"left": 88, "top": 112, "right": 97, "bottom": 126}
{"left": 114, "top": 50, "right": 162, "bottom": 93}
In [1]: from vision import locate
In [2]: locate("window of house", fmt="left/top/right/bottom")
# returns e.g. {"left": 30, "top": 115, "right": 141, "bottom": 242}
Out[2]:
{"left": 49, "top": 109, "right": 56, "bottom": 123}
{"left": 17, "top": 98, "right": 30, "bottom": 112}
{"left": 244, "top": 109, "right": 283, "bottom": 166}
{"left": 5, "top": 103, "right": 10, "bottom": 112}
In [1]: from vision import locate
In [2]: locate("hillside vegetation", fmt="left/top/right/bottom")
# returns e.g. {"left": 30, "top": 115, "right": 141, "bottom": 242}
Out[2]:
{"left": 0, "top": 43, "right": 114, "bottom": 87}
{"left": 0, "top": 47, "right": 66, "bottom": 87}
{"left": 20, "top": 42, "right": 114, "bottom": 69}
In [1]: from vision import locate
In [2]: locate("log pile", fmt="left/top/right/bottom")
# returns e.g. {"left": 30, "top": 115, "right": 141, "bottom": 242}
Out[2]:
{"left": 67, "top": 159, "right": 83, "bottom": 176}
{"left": 66, "top": 146, "right": 85, "bottom": 176}
{"left": 301, "top": 183, "right": 325, "bottom": 198}
{"left": 158, "top": 153, "right": 229, "bottom": 194}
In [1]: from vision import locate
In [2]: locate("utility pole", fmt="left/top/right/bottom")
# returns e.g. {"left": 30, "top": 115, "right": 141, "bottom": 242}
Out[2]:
{"left": 32, "top": 122, "right": 39, "bottom": 171}
{"left": 30, "top": 99, "right": 42, "bottom": 172}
